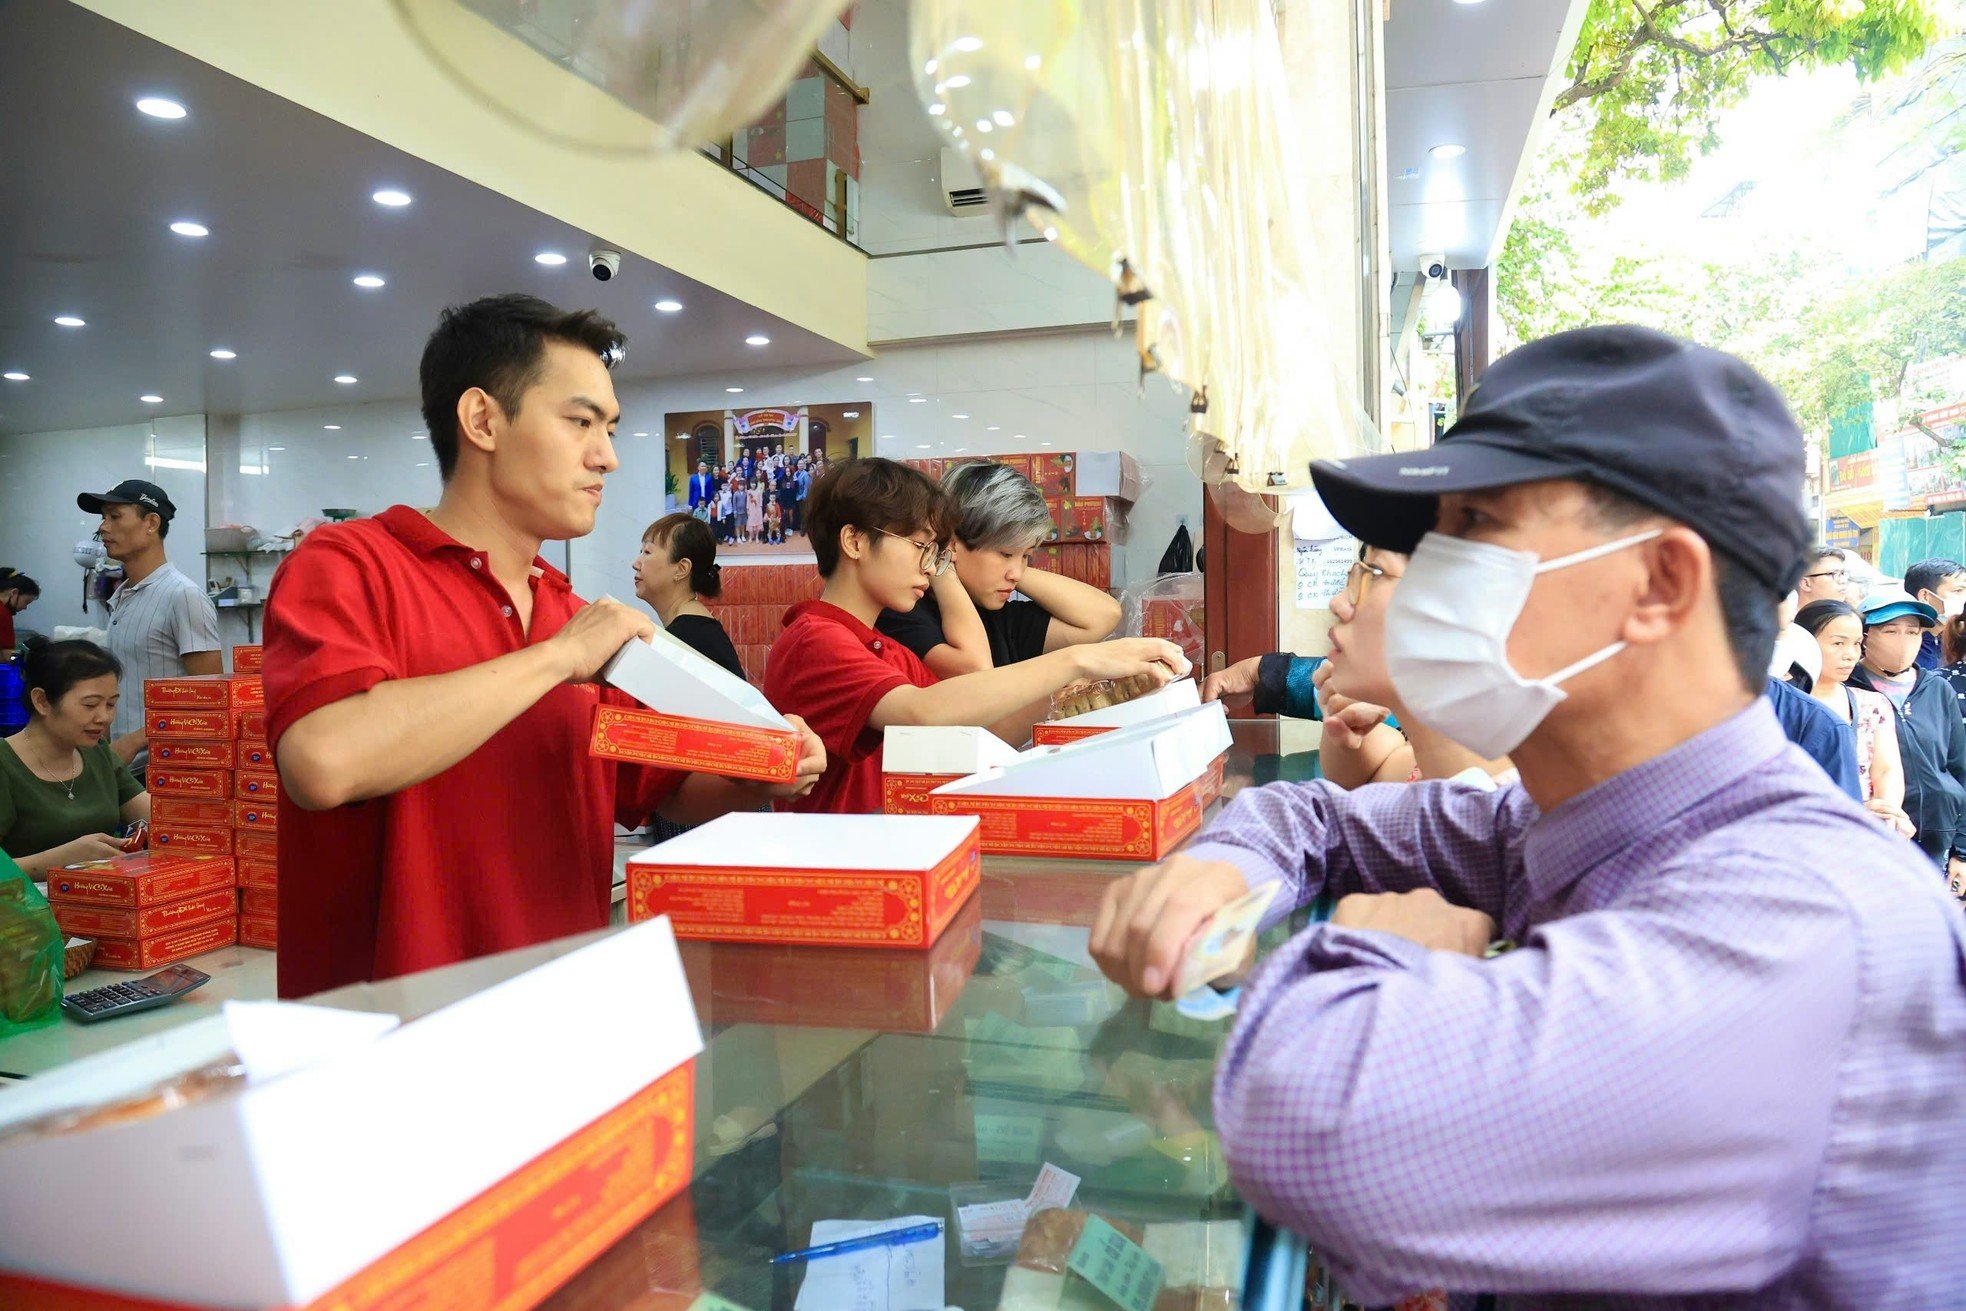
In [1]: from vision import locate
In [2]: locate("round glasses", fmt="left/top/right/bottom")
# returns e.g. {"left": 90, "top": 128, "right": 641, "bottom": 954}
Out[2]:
{"left": 873, "top": 527, "right": 954, "bottom": 577}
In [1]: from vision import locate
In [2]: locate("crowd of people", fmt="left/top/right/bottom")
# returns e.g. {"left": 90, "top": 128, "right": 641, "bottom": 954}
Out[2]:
{"left": 686, "top": 445, "right": 826, "bottom": 547}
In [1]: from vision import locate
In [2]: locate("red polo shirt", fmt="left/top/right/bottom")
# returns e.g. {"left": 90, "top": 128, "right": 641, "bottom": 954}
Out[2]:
{"left": 763, "top": 599, "right": 936, "bottom": 814}
{"left": 263, "top": 506, "right": 681, "bottom": 998}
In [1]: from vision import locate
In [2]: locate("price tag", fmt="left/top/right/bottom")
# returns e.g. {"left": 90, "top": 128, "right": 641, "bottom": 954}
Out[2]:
{"left": 1067, "top": 1215, "right": 1164, "bottom": 1311}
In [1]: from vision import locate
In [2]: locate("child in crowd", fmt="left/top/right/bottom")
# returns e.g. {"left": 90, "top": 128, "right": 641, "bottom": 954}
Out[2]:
{"left": 765, "top": 495, "right": 784, "bottom": 545}
{"left": 747, "top": 479, "right": 765, "bottom": 543}
{"left": 763, "top": 458, "right": 1189, "bottom": 813}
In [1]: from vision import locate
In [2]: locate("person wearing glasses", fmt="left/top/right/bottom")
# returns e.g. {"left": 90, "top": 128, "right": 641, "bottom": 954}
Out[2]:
{"left": 1794, "top": 547, "right": 1850, "bottom": 610}
{"left": 765, "top": 458, "right": 1190, "bottom": 813}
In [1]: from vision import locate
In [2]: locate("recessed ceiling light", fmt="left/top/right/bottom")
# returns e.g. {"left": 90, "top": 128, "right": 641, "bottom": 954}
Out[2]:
{"left": 268, "top": 446, "right": 285, "bottom": 451}
{"left": 140, "top": 394, "right": 163, "bottom": 403}
{"left": 352, "top": 274, "right": 386, "bottom": 288}
{"left": 745, "top": 334, "right": 771, "bottom": 346}
{"left": 909, "top": 397, "right": 928, "bottom": 404}
{"left": 135, "top": 96, "right": 186, "bottom": 119}
{"left": 347, "top": 454, "right": 361, "bottom": 460}
{"left": 371, "top": 189, "right": 412, "bottom": 207}
{"left": 1430, "top": 143, "right": 1467, "bottom": 160}
{"left": 986, "top": 425, "right": 1000, "bottom": 431}
{"left": 843, "top": 410, "right": 861, "bottom": 418}
{"left": 1039, "top": 440, "right": 1053, "bottom": 447}
{"left": 726, "top": 387, "right": 744, "bottom": 394}
{"left": 323, "top": 424, "right": 342, "bottom": 430}
{"left": 654, "top": 299, "right": 683, "bottom": 313}
{"left": 3, "top": 372, "right": 29, "bottom": 382}
{"left": 334, "top": 374, "right": 358, "bottom": 384}
{"left": 856, "top": 376, "right": 874, "bottom": 382}
{"left": 411, "top": 432, "right": 428, "bottom": 440}
{"left": 633, "top": 431, "right": 649, "bottom": 437}
{"left": 952, "top": 413, "right": 970, "bottom": 419}
{"left": 916, "top": 443, "right": 933, "bottom": 450}
{"left": 534, "top": 251, "right": 567, "bottom": 266}
{"left": 416, "top": 462, "right": 429, "bottom": 468}
{"left": 209, "top": 348, "right": 236, "bottom": 360}
{"left": 1452, "top": 0, "right": 1486, "bottom": 6}
{"left": 53, "top": 315, "right": 85, "bottom": 328}
{"left": 1014, "top": 434, "right": 1026, "bottom": 439}
{"left": 169, "top": 221, "right": 209, "bottom": 238}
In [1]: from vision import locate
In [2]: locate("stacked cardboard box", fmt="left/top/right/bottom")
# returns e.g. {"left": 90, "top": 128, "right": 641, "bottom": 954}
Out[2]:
{"left": 44, "top": 852, "right": 237, "bottom": 969}
{"left": 901, "top": 451, "right": 1135, "bottom": 591}
{"left": 146, "top": 672, "right": 277, "bottom": 951}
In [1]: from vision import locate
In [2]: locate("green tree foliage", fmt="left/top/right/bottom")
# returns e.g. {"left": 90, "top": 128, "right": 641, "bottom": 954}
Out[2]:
{"left": 1557, "top": 0, "right": 1944, "bottom": 208}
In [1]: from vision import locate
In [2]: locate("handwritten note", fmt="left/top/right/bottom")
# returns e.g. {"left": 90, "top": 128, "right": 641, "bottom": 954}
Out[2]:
{"left": 1067, "top": 1215, "right": 1165, "bottom": 1311}
{"left": 1293, "top": 536, "right": 1359, "bottom": 609}
{"left": 792, "top": 1216, "right": 945, "bottom": 1311}
{"left": 973, "top": 1111, "right": 1046, "bottom": 1163}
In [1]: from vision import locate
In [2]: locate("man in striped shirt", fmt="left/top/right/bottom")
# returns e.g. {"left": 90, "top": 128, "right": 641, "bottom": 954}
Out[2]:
{"left": 80, "top": 479, "right": 221, "bottom": 774}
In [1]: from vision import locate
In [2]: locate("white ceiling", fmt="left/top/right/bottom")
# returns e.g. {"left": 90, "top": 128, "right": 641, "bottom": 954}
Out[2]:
{"left": 0, "top": 0, "right": 861, "bottom": 437}
{"left": 1383, "top": 0, "right": 1585, "bottom": 272}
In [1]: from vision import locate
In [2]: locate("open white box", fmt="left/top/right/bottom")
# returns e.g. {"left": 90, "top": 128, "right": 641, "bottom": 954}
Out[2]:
{"left": 594, "top": 629, "right": 800, "bottom": 783}
{"left": 0, "top": 918, "right": 703, "bottom": 1310}
{"left": 1033, "top": 677, "right": 1202, "bottom": 744}
{"left": 882, "top": 727, "right": 1022, "bottom": 811}
{"left": 931, "top": 703, "right": 1232, "bottom": 860}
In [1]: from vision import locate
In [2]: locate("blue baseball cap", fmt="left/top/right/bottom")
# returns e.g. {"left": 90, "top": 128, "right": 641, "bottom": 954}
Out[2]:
{"left": 1861, "top": 588, "right": 1938, "bottom": 628}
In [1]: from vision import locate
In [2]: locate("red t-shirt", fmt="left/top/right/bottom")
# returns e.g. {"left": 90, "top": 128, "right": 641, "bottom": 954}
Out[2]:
{"left": 263, "top": 506, "right": 681, "bottom": 998}
{"left": 763, "top": 599, "right": 936, "bottom": 814}
{"left": 0, "top": 606, "right": 14, "bottom": 652}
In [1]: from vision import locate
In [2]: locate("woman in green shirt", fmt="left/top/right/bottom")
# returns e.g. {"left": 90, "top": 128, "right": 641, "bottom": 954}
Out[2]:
{"left": 1, "top": 640, "right": 148, "bottom": 877}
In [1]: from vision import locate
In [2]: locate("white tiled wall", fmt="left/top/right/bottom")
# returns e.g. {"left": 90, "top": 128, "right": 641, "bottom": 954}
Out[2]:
{"left": 0, "top": 415, "right": 209, "bottom": 636}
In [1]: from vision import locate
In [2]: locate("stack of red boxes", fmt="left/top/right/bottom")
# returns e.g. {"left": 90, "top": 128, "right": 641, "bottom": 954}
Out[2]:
{"left": 45, "top": 852, "right": 238, "bottom": 969}
{"left": 147, "top": 643, "right": 278, "bottom": 952}
{"left": 902, "top": 452, "right": 1117, "bottom": 588}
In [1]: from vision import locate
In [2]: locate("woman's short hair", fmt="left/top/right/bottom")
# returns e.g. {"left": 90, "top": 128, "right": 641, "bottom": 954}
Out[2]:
{"left": 943, "top": 461, "right": 1055, "bottom": 553}
{"left": 806, "top": 458, "right": 947, "bottom": 577}
{"left": 643, "top": 513, "right": 722, "bottom": 599}
{"left": 20, "top": 638, "right": 122, "bottom": 715}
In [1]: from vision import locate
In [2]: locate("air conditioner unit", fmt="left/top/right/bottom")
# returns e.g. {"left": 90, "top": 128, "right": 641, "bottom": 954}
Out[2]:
{"left": 940, "top": 148, "right": 988, "bottom": 216}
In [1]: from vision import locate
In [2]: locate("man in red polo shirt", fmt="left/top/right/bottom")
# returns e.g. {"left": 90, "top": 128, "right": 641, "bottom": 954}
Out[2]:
{"left": 765, "top": 458, "right": 1187, "bottom": 813}
{"left": 265, "top": 295, "right": 823, "bottom": 997}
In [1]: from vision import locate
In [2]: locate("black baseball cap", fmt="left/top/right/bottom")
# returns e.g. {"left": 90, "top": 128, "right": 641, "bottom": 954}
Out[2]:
{"left": 1310, "top": 325, "right": 1811, "bottom": 592}
{"left": 78, "top": 479, "right": 176, "bottom": 520}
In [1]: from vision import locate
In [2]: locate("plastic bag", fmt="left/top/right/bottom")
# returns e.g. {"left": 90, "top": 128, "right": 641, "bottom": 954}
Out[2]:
{"left": 1120, "top": 572, "right": 1205, "bottom": 671}
{"left": 1049, "top": 673, "right": 1163, "bottom": 721}
{"left": 0, "top": 850, "right": 64, "bottom": 1038}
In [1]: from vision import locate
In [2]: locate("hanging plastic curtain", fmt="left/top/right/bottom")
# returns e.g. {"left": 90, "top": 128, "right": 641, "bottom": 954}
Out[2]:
{"left": 391, "top": 0, "right": 852, "bottom": 155}
{"left": 909, "top": 0, "right": 1381, "bottom": 495}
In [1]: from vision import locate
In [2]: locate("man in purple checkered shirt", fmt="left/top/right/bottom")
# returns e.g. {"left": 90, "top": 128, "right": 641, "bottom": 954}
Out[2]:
{"left": 1094, "top": 328, "right": 1966, "bottom": 1308}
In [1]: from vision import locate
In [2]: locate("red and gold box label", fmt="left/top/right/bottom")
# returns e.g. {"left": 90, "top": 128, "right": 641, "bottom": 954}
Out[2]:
{"left": 53, "top": 888, "right": 237, "bottom": 941}
{"left": 881, "top": 772, "right": 965, "bottom": 815}
{"left": 233, "top": 801, "right": 279, "bottom": 832}
{"left": 237, "top": 858, "right": 278, "bottom": 890}
{"left": 236, "top": 708, "right": 268, "bottom": 740}
{"left": 148, "top": 708, "right": 239, "bottom": 741}
{"left": 931, "top": 780, "right": 1206, "bottom": 862}
{"left": 238, "top": 911, "right": 278, "bottom": 950}
{"left": 47, "top": 853, "right": 235, "bottom": 908}
{"left": 152, "top": 797, "right": 235, "bottom": 828}
{"left": 589, "top": 705, "right": 799, "bottom": 785}
{"left": 232, "top": 644, "right": 263, "bottom": 673}
{"left": 93, "top": 916, "right": 238, "bottom": 971}
{"left": 149, "top": 739, "right": 237, "bottom": 769}
{"left": 240, "top": 886, "right": 277, "bottom": 919}
{"left": 229, "top": 677, "right": 265, "bottom": 709}
{"left": 152, "top": 825, "right": 235, "bottom": 855}
{"left": 1200, "top": 754, "right": 1227, "bottom": 806}
{"left": 1030, "top": 721, "right": 1115, "bottom": 747}
{"left": 238, "top": 739, "right": 273, "bottom": 768}
{"left": 236, "top": 828, "right": 278, "bottom": 862}
{"left": 236, "top": 769, "right": 280, "bottom": 802}
{"left": 628, "top": 830, "right": 981, "bottom": 950}
{"left": 147, "top": 766, "right": 232, "bottom": 800}
{"left": 144, "top": 675, "right": 235, "bottom": 710}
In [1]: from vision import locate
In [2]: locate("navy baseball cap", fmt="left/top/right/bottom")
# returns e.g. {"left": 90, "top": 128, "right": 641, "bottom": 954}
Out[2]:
{"left": 78, "top": 479, "right": 175, "bottom": 520}
{"left": 1310, "top": 325, "right": 1812, "bottom": 592}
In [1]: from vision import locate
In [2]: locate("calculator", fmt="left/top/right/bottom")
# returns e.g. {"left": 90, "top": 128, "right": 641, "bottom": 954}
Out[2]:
{"left": 61, "top": 964, "right": 212, "bottom": 1023}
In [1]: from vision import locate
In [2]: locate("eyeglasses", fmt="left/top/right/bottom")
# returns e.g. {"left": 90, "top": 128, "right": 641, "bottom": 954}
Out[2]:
{"left": 1804, "top": 570, "right": 1849, "bottom": 585}
{"left": 873, "top": 527, "right": 954, "bottom": 577}
{"left": 1343, "top": 557, "right": 1394, "bottom": 607}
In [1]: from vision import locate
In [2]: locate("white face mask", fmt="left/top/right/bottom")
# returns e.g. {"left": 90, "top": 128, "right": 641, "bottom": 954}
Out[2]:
{"left": 1944, "top": 594, "right": 1965, "bottom": 619}
{"left": 1384, "top": 527, "right": 1663, "bottom": 759}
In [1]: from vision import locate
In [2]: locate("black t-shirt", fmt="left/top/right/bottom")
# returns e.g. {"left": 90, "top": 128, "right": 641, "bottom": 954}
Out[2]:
{"left": 876, "top": 593, "right": 1053, "bottom": 669}
{"left": 666, "top": 613, "right": 747, "bottom": 681}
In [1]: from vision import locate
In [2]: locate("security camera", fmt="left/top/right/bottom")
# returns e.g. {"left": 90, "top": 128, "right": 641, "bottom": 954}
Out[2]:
{"left": 588, "top": 248, "right": 622, "bottom": 281}
{"left": 1420, "top": 253, "right": 1449, "bottom": 283}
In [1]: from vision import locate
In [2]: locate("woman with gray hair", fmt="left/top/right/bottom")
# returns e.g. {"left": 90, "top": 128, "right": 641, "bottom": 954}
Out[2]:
{"left": 877, "top": 460, "right": 1122, "bottom": 677}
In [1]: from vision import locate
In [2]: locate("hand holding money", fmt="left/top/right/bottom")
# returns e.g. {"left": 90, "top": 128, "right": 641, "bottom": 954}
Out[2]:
{"left": 1089, "top": 855, "right": 1258, "bottom": 999}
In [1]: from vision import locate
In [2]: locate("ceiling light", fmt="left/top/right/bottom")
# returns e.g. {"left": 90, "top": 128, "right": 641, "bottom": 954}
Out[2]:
{"left": 334, "top": 374, "right": 358, "bottom": 384}
{"left": 1429, "top": 143, "right": 1467, "bottom": 160}
{"left": 633, "top": 431, "right": 649, "bottom": 437}
{"left": 992, "top": 110, "right": 1015, "bottom": 127}
{"left": 3, "top": 372, "right": 28, "bottom": 382}
{"left": 169, "top": 221, "right": 209, "bottom": 238}
{"left": 209, "top": 349, "right": 236, "bottom": 360}
{"left": 856, "top": 376, "right": 874, "bottom": 382}
{"left": 371, "top": 189, "right": 412, "bottom": 207}
{"left": 323, "top": 424, "right": 342, "bottom": 431}
{"left": 909, "top": 397, "right": 928, "bottom": 404}
{"left": 53, "top": 315, "right": 85, "bottom": 328}
{"left": 1452, "top": 0, "right": 1487, "bottom": 5}
{"left": 654, "top": 299, "right": 683, "bottom": 313}
{"left": 1014, "top": 434, "right": 1026, "bottom": 439}
{"left": 268, "top": 446, "right": 285, "bottom": 452}
{"left": 135, "top": 96, "right": 186, "bottom": 119}
{"left": 916, "top": 443, "right": 933, "bottom": 450}
{"left": 986, "top": 425, "right": 1000, "bottom": 431}
{"left": 843, "top": 410, "right": 861, "bottom": 418}
{"left": 140, "top": 394, "right": 163, "bottom": 404}
{"left": 347, "top": 454, "right": 361, "bottom": 460}
{"left": 1039, "top": 440, "right": 1053, "bottom": 447}
{"left": 534, "top": 251, "right": 567, "bottom": 266}
{"left": 726, "top": 387, "right": 744, "bottom": 394}
{"left": 943, "top": 74, "right": 972, "bottom": 89}
{"left": 411, "top": 431, "right": 428, "bottom": 440}
{"left": 953, "top": 35, "right": 984, "bottom": 52}
{"left": 416, "top": 462, "right": 429, "bottom": 468}
{"left": 352, "top": 274, "right": 386, "bottom": 288}
{"left": 745, "top": 334, "right": 771, "bottom": 346}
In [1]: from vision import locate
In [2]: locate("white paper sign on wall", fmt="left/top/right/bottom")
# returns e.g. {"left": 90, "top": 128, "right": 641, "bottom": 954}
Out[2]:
{"left": 1293, "top": 537, "right": 1358, "bottom": 609}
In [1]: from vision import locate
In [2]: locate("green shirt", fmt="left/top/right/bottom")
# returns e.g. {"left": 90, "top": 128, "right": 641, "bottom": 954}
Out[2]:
{"left": 0, "top": 739, "right": 142, "bottom": 861}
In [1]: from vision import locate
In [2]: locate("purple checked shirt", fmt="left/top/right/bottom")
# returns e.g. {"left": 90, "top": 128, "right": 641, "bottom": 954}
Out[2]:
{"left": 1189, "top": 703, "right": 1966, "bottom": 1308}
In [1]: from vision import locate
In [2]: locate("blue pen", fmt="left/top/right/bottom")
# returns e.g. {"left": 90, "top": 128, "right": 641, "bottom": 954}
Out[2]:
{"left": 770, "top": 1221, "right": 943, "bottom": 1266}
